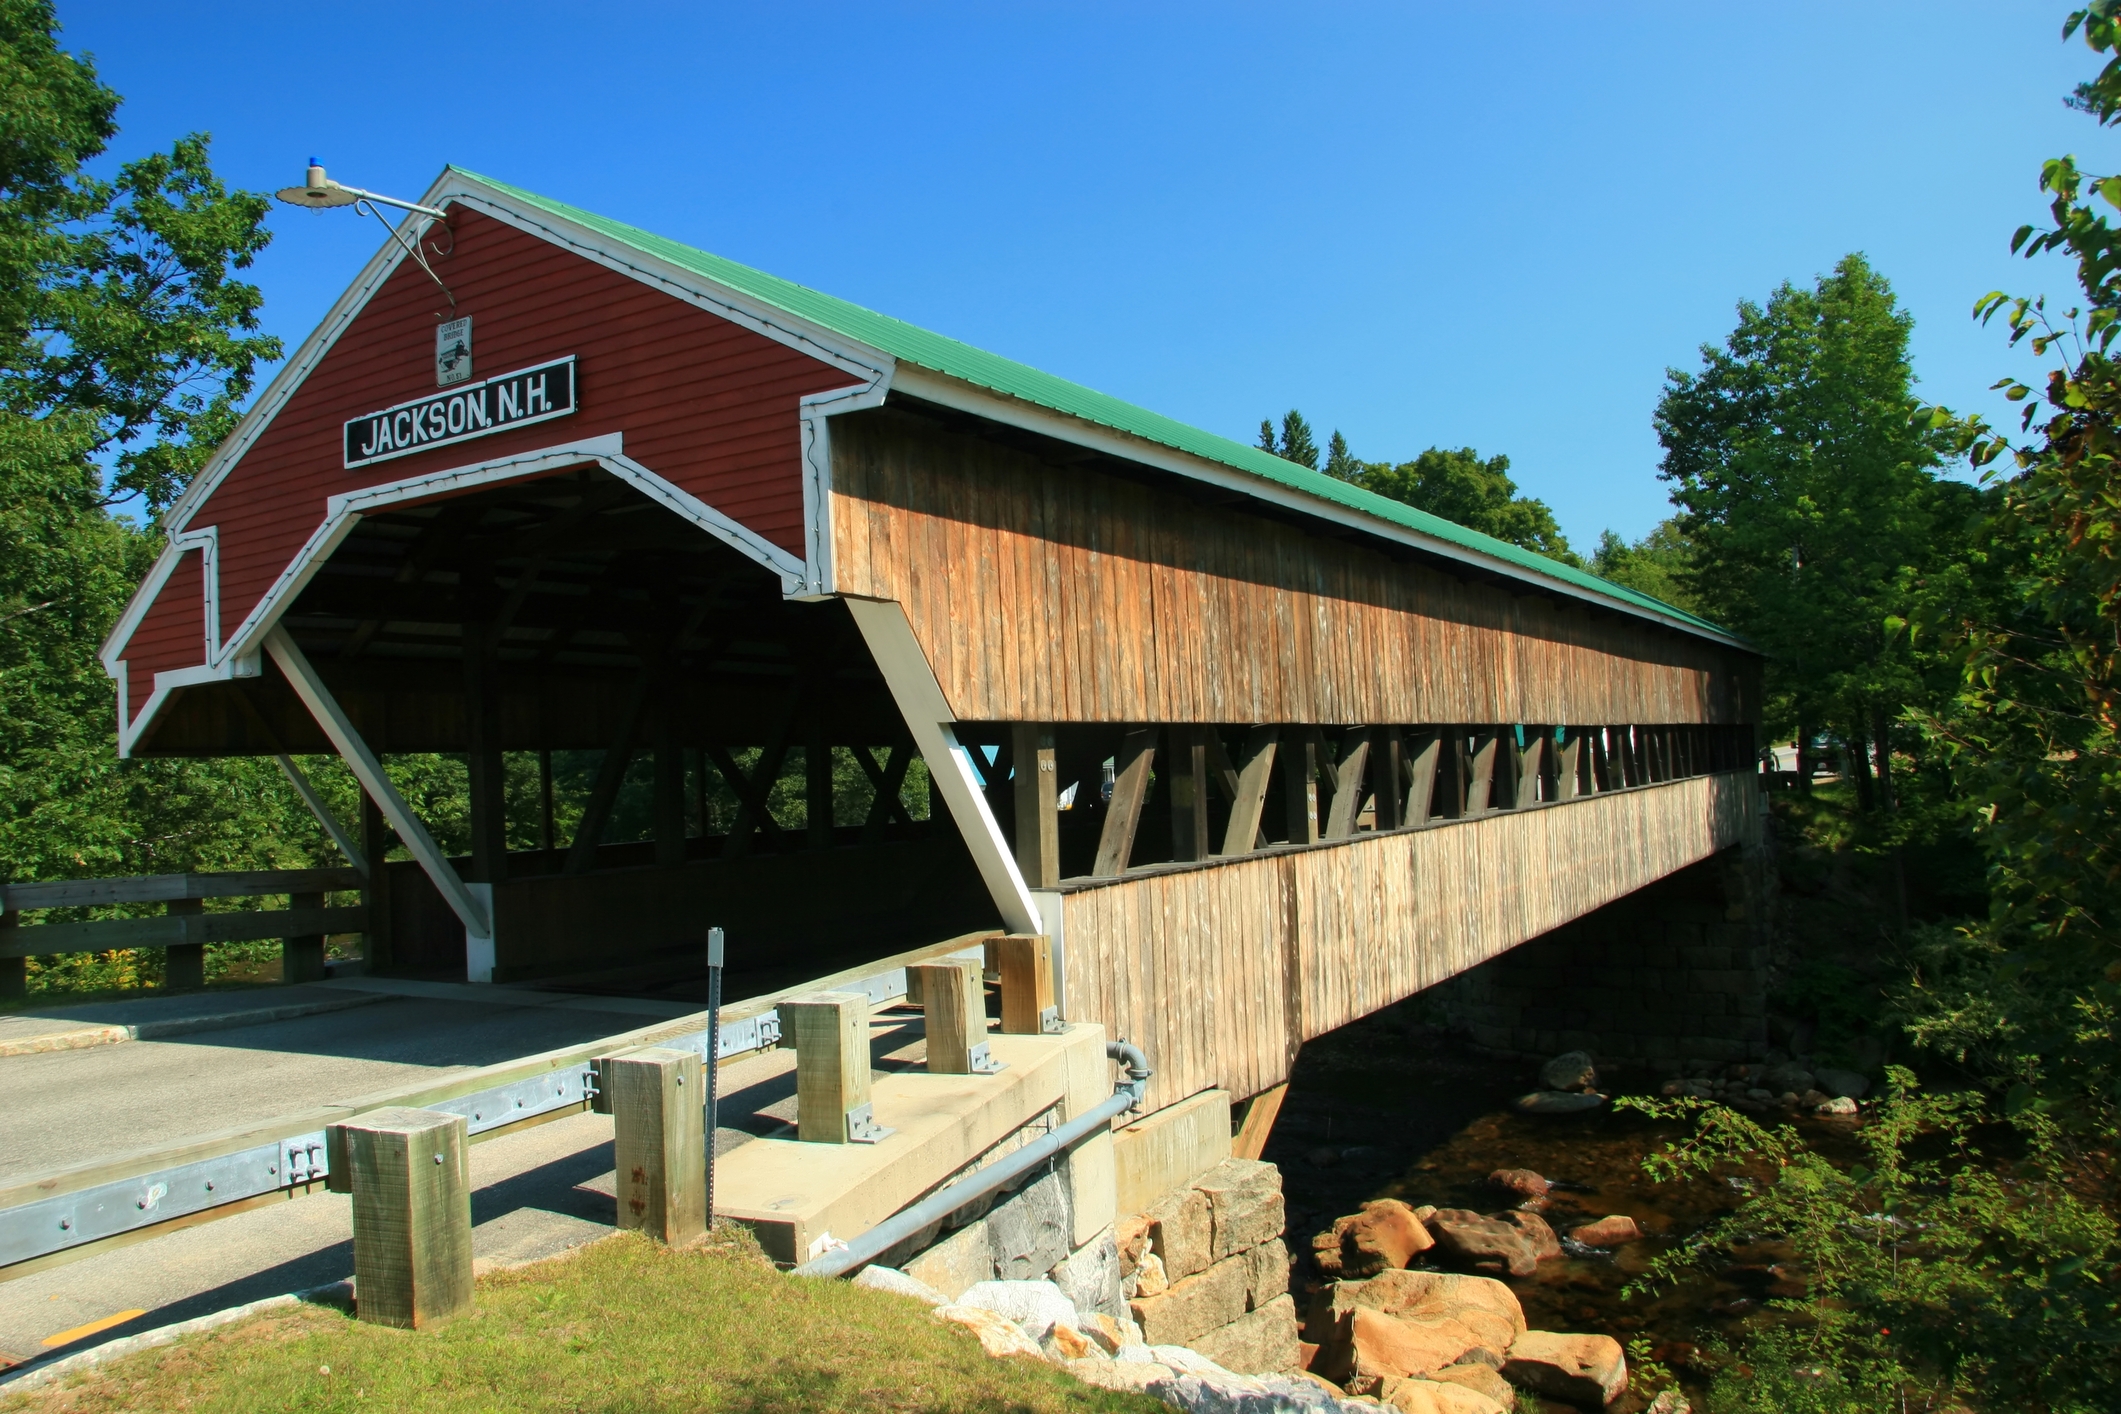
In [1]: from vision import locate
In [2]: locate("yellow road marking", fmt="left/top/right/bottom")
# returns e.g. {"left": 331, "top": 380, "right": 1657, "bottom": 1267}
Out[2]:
{"left": 41, "top": 1310, "right": 145, "bottom": 1348}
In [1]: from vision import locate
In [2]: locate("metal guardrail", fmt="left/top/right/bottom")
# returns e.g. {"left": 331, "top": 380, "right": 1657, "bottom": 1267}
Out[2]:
{"left": 0, "top": 930, "right": 996, "bottom": 1279}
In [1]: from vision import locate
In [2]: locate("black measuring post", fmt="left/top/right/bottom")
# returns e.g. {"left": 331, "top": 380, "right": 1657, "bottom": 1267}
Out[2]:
{"left": 704, "top": 924, "right": 724, "bottom": 1230}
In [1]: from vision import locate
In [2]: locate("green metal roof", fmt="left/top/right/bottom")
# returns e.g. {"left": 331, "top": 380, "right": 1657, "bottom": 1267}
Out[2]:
{"left": 456, "top": 169, "right": 1733, "bottom": 641}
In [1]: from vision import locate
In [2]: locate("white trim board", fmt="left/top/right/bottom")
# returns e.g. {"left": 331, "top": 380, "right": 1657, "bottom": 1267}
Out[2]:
{"left": 98, "top": 527, "right": 263, "bottom": 758}
{"left": 845, "top": 596, "right": 1040, "bottom": 935}
{"left": 110, "top": 434, "right": 809, "bottom": 752}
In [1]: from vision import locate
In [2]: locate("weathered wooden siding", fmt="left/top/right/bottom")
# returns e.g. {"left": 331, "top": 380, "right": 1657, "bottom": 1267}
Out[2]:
{"left": 121, "top": 549, "right": 205, "bottom": 726}
{"left": 1058, "top": 771, "right": 1759, "bottom": 1111}
{"left": 830, "top": 410, "right": 1756, "bottom": 725}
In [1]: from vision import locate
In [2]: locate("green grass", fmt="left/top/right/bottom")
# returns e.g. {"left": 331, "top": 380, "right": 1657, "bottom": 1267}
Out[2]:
{"left": 4, "top": 1231, "right": 1161, "bottom": 1414}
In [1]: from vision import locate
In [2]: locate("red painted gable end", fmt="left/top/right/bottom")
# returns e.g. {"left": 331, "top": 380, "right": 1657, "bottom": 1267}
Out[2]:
{"left": 113, "top": 207, "right": 860, "bottom": 718}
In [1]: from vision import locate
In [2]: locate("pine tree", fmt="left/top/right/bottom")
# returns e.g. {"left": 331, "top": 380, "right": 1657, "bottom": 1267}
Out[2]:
{"left": 1257, "top": 418, "right": 1278, "bottom": 455}
{"left": 1277, "top": 410, "right": 1319, "bottom": 470}
{"left": 1324, "top": 430, "right": 1360, "bottom": 480}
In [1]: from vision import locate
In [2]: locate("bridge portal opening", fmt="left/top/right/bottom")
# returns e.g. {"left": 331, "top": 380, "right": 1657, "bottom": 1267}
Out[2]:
{"left": 133, "top": 464, "right": 1000, "bottom": 997}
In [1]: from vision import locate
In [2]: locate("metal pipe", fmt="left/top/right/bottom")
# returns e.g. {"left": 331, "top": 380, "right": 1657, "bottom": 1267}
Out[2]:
{"left": 792, "top": 1041, "right": 1151, "bottom": 1279}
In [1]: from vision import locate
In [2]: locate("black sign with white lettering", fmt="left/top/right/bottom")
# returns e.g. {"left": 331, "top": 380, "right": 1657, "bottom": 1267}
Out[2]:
{"left": 344, "top": 356, "right": 576, "bottom": 469}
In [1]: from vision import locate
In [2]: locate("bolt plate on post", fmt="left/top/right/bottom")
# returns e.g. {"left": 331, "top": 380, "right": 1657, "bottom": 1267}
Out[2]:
{"left": 844, "top": 1103, "right": 894, "bottom": 1144}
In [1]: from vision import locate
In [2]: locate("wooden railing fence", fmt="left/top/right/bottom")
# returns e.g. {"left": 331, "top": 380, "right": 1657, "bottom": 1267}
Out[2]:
{"left": 0, "top": 867, "right": 367, "bottom": 998}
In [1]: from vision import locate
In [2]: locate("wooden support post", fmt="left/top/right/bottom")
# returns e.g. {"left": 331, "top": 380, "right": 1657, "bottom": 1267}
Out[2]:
{"left": 538, "top": 749, "right": 556, "bottom": 853}
{"left": 1011, "top": 724, "right": 1060, "bottom": 888}
{"left": 461, "top": 595, "right": 507, "bottom": 885}
{"left": 610, "top": 1047, "right": 707, "bottom": 1246}
{"left": 1406, "top": 730, "right": 1441, "bottom": 822}
{"left": 781, "top": 991, "right": 889, "bottom": 1142}
{"left": 857, "top": 741, "right": 916, "bottom": 845}
{"left": 1374, "top": 726, "right": 1406, "bottom": 830}
{"left": 283, "top": 889, "right": 327, "bottom": 983}
{"left": 361, "top": 791, "right": 393, "bottom": 971}
{"left": 0, "top": 907, "right": 22, "bottom": 1001}
{"left": 1231, "top": 1083, "right": 1288, "bottom": 1162}
{"left": 1093, "top": 727, "right": 1156, "bottom": 876}
{"left": 995, "top": 933, "right": 1057, "bottom": 1034}
{"left": 1167, "top": 726, "right": 1211, "bottom": 862}
{"left": 337, "top": 1107, "right": 473, "bottom": 1329}
{"left": 1558, "top": 728, "right": 1585, "bottom": 799}
{"left": 653, "top": 687, "right": 686, "bottom": 868}
{"left": 1516, "top": 731, "right": 1547, "bottom": 808}
{"left": 1434, "top": 728, "right": 1466, "bottom": 819}
{"left": 1466, "top": 730, "right": 1499, "bottom": 813}
{"left": 165, "top": 897, "right": 204, "bottom": 991}
{"left": 806, "top": 711, "right": 833, "bottom": 851}
{"left": 912, "top": 958, "right": 1000, "bottom": 1073}
{"left": 1325, "top": 731, "right": 1373, "bottom": 839}
{"left": 565, "top": 676, "right": 652, "bottom": 874}
{"left": 1219, "top": 727, "right": 1278, "bottom": 856}
{"left": 1282, "top": 727, "right": 1323, "bottom": 843}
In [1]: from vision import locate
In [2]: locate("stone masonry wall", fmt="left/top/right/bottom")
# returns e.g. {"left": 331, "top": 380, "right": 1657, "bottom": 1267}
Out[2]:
{"left": 1442, "top": 846, "right": 1772, "bottom": 1071}
{"left": 1114, "top": 1158, "right": 1300, "bottom": 1376}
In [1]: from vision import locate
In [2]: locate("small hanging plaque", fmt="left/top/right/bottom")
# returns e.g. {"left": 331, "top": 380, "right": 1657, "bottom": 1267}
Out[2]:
{"left": 435, "top": 316, "right": 472, "bottom": 386}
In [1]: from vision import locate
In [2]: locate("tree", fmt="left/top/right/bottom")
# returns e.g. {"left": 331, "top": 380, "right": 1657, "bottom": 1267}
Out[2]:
{"left": 0, "top": 1, "right": 312, "bottom": 902}
{"left": 1323, "top": 429, "right": 1360, "bottom": 480}
{"left": 1589, "top": 518, "right": 1705, "bottom": 616}
{"left": 1655, "top": 254, "right": 1971, "bottom": 804}
{"left": 1906, "top": 0, "right": 2121, "bottom": 1120}
{"left": 1257, "top": 408, "right": 1319, "bottom": 470}
{"left": 1355, "top": 446, "right": 1579, "bottom": 564}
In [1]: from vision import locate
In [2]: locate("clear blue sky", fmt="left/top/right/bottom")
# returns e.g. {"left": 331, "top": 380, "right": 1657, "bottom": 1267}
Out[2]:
{"left": 58, "top": 2, "right": 2102, "bottom": 547}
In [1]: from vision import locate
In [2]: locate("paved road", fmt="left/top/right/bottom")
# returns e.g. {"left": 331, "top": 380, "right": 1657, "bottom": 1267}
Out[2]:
{"left": 0, "top": 998, "right": 932, "bottom": 1374}
{"left": 0, "top": 979, "right": 702, "bottom": 1180}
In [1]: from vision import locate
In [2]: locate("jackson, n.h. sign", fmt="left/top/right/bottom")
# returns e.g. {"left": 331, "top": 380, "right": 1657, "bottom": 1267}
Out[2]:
{"left": 344, "top": 355, "right": 576, "bottom": 469}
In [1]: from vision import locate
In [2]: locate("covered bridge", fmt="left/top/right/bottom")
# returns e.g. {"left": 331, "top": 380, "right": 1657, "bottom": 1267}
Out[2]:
{"left": 101, "top": 169, "right": 1761, "bottom": 1112}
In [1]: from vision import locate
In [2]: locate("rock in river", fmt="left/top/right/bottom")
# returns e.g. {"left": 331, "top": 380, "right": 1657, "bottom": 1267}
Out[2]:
{"left": 1513, "top": 1090, "right": 1604, "bottom": 1115}
{"left": 1812, "top": 1066, "right": 1871, "bottom": 1099}
{"left": 1538, "top": 1050, "right": 1598, "bottom": 1092}
{"left": 1314, "top": 1199, "right": 1434, "bottom": 1279}
{"left": 1567, "top": 1215, "right": 1643, "bottom": 1247}
{"left": 1493, "top": 1210, "right": 1560, "bottom": 1262}
{"left": 1486, "top": 1168, "right": 1550, "bottom": 1203}
{"left": 1502, "top": 1330, "right": 1629, "bottom": 1406}
{"left": 1424, "top": 1210, "right": 1538, "bottom": 1278}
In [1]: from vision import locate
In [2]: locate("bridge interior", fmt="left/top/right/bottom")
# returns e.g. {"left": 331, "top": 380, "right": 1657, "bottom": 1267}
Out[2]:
{"left": 127, "top": 462, "right": 1754, "bottom": 1001}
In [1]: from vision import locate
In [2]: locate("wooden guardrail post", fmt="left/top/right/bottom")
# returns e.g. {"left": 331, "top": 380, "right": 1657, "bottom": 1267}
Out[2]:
{"left": 912, "top": 958, "right": 1001, "bottom": 1073}
{"left": 283, "top": 890, "right": 326, "bottom": 983}
{"left": 609, "top": 1047, "right": 706, "bottom": 1245}
{"left": 995, "top": 934, "right": 1057, "bottom": 1035}
{"left": 0, "top": 903, "right": 21, "bottom": 1001}
{"left": 164, "top": 898, "right": 204, "bottom": 991}
{"left": 335, "top": 1106, "right": 473, "bottom": 1329}
{"left": 781, "top": 991, "right": 891, "bottom": 1143}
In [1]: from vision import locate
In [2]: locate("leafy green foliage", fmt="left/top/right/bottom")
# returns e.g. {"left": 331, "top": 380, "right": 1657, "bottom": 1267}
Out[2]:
{"left": 0, "top": 1, "right": 277, "bottom": 512}
{"left": 1260, "top": 413, "right": 1580, "bottom": 564}
{"left": 1657, "top": 254, "right": 1975, "bottom": 745}
{"left": 0, "top": 2, "right": 336, "bottom": 966}
{"left": 1616, "top": 1081, "right": 2121, "bottom": 1413}
{"left": 1350, "top": 445, "right": 1579, "bottom": 564}
{"left": 1590, "top": 518, "right": 1705, "bottom": 616}
{"left": 1900, "top": 2, "right": 2121, "bottom": 1125}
